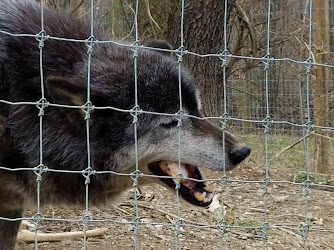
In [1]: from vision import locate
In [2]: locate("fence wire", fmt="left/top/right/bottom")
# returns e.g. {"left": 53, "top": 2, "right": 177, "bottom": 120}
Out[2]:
{"left": 0, "top": 0, "right": 334, "bottom": 249}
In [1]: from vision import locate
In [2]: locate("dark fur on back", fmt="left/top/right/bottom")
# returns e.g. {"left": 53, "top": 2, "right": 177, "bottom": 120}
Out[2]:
{"left": 0, "top": 0, "right": 199, "bottom": 206}
{"left": 143, "top": 38, "right": 173, "bottom": 56}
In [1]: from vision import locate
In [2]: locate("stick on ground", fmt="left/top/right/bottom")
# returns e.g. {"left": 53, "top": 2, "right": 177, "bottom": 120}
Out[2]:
{"left": 17, "top": 228, "right": 108, "bottom": 242}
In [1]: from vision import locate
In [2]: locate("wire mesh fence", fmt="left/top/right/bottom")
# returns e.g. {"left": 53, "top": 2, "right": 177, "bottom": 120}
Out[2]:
{"left": 0, "top": 0, "right": 334, "bottom": 249}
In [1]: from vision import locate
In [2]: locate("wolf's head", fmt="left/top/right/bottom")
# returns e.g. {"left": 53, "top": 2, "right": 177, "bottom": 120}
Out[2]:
{"left": 0, "top": 0, "right": 250, "bottom": 206}
{"left": 44, "top": 42, "right": 250, "bottom": 206}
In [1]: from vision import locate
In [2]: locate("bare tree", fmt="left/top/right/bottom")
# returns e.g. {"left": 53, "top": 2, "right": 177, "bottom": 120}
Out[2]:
{"left": 168, "top": 0, "right": 236, "bottom": 119}
{"left": 312, "top": 0, "right": 330, "bottom": 173}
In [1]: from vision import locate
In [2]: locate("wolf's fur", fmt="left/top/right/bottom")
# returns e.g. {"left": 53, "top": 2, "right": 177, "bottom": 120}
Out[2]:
{"left": 0, "top": 0, "right": 250, "bottom": 249}
{"left": 143, "top": 38, "right": 174, "bottom": 57}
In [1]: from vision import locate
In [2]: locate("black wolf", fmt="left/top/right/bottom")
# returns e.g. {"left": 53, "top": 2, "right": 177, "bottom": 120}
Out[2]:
{"left": 0, "top": 0, "right": 250, "bottom": 249}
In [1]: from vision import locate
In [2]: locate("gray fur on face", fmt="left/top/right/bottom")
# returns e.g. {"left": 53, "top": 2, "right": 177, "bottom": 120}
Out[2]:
{"left": 112, "top": 114, "right": 245, "bottom": 175}
{"left": 195, "top": 89, "right": 203, "bottom": 112}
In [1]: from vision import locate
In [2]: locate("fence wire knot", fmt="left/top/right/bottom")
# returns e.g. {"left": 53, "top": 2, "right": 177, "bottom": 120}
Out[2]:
{"left": 218, "top": 221, "right": 227, "bottom": 236}
{"left": 130, "top": 105, "right": 142, "bottom": 124}
{"left": 33, "top": 164, "right": 48, "bottom": 182}
{"left": 174, "top": 173, "right": 183, "bottom": 190}
{"left": 218, "top": 176, "right": 230, "bottom": 190}
{"left": 219, "top": 49, "right": 231, "bottom": 67}
{"left": 174, "top": 219, "right": 184, "bottom": 236}
{"left": 175, "top": 46, "right": 187, "bottom": 63}
{"left": 82, "top": 214, "right": 92, "bottom": 232}
{"left": 82, "top": 167, "right": 96, "bottom": 185}
{"left": 302, "top": 179, "right": 313, "bottom": 196}
{"left": 131, "top": 40, "right": 140, "bottom": 58}
{"left": 35, "top": 30, "right": 48, "bottom": 49}
{"left": 32, "top": 212, "right": 44, "bottom": 229}
{"left": 82, "top": 101, "right": 94, "bottom": 120}
{"left": 131, "top": 217, "right": 141, "bottom": 236}
{"left": 304, "top": 56, "right": 314, "bottom": 73}
{"left": 36, "top": 98, "right": 49, "bottom": 116}
{"left": 175, "top": 109, "right": 185, "bottom": 127}
{"left": 85, "top": 35, "right": 96, "bottom": 54}
{"left": 303, "top": 121, "right": 314, "bottom": 137}
{"left": 261, "top": 177, "right": 272, "bottom": 195}
{"left": 299, "top": 222, "right": 309, "bottom": 241}
{"left": 262, "top": 116, "right": 272, "bottom": 134}
{"left": 261, "top": 53, "right": 273, "bottom": 70}
{"left": 261, "top": 222, "right": 271, "bottom": 240}
{"left": 130, "top": 170, "right": 143, "bottom": 187}
{"left": 219, "top": 113, "right": 231, "bottom": 130}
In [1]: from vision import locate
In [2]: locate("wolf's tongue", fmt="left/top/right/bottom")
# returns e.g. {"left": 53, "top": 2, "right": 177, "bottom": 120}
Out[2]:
{"left": 194, "top": 191, "right": 206, "bottom": 201}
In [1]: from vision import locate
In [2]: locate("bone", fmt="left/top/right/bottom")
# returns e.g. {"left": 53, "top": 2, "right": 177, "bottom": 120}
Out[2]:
{"left": 194, "top": 191, "right": 206, "bottom": 202}
{"left": 203, "top": 193, "right": 214, "bottom": 203}
{"left": 204, "top": 183, "right": 217, "bottom": 193}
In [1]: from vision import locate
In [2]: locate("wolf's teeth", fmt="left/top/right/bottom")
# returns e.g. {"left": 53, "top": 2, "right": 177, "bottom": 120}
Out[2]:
{"left": 180, "top": 178, "right": 187, "bottom": 184}
{"left": 204, "top": 183, "right": 217, "bottom": 193}
{"left": 203, "top": 193, "right": 214, "bottom": 203}
{"left": 194, "top": 191, "right": 206, "bottom": 201}
{"left": 172, "top": 176, "right": 180, "bottom": 183}
{"left": 203, "top": 197, "right": 211, "bottom": 203}
{"left": 159, "top": 162, "right": 169, "bottom": 172}
{"left": 181, "top": 180, "right": 190, "bottom": 188}
{"left": 170, "top": 169, "right": 178, "bottom": 176}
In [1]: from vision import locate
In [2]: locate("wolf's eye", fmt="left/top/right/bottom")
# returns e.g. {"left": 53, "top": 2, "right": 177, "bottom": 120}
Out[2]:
{"left": 160, "top": 120, "right": 179, "bottom": 129}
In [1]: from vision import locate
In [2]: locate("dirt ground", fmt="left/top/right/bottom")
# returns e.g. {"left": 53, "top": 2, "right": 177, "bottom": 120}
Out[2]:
{"left": 15, "top": 155, "right": 334, "bottom": 250}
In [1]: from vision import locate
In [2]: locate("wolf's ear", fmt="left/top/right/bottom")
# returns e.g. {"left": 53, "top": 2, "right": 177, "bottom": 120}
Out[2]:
{"left": 46, "top": 75, "right": 88, "bottom": 127}
{"left": 143, "top": 38, "right": 173, "bottom": 57}
{"left": 46, "top": 75, "right": 87, "bottom": 106}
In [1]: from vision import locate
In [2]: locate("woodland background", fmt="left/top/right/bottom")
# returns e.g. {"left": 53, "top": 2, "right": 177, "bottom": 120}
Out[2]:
{"left": 42, "top": 0, "right": 334, "bottom": 173}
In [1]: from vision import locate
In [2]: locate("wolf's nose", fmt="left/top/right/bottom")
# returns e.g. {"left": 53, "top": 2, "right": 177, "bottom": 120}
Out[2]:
{"left": 229, "top": 145, "right": 251, "bottom": 165}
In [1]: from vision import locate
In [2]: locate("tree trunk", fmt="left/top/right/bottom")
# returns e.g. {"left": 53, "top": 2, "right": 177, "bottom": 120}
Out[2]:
{"left": 111, "top": 0, "right": 122, "bottom": 39}
{"left": 168, "top": 0, "right": 236, "bottom": 119}
{"left": 312, "top": 0, "right": 330, "bottom": 173}
{"left": 44, "top": 0, "right": 84, "bottom": 16}
{"left": 69, "top": 0, "right": 84, "bottom": 17}
{"left": 240, "top": 75, "right": 252, "bottom": 133}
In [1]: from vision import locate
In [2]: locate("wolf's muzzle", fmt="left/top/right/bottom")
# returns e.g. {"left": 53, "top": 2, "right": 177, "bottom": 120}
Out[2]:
{"left": 228, "top": 144, "right": 251, "bottom": 165}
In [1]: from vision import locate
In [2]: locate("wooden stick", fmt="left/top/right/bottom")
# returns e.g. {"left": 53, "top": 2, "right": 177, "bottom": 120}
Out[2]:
{"left": 17, "top": 228, "right": 108, "bottom": 242}
{"left": 273, "top": 129, "right": 333, "bottom": 159}
{"left": 273, "top": 133, "right": 312, "bottom": 158}
{"left": 312, "top": 132, "right": 334, "bottom": 140}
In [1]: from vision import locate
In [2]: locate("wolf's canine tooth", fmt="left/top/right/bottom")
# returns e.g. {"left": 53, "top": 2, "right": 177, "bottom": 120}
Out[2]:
{"left": 194, "top": 191, "right": 206, "bottom": 201}
{"left": 162, "top": 161, "right": 189, "bottom": 178}
{"left": 203, "top": 195, "right": 212, "bottom": 203}
{"left": 170, "top": 169, "right": 179, "bottom": 176}
{"left": 182, "top": 181, "right": 190, "bottom": 188}
{"left": 180, "top": 178, "right": 188, "bottom": 184}
{"left": 204, "top": 183, "right": 217, "bottom": 193}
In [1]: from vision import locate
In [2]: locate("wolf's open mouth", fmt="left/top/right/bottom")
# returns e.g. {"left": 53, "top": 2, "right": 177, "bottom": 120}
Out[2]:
{"left": 147, "top": 161, "right": 216, "bottom": 207}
